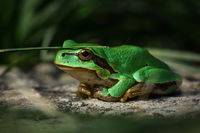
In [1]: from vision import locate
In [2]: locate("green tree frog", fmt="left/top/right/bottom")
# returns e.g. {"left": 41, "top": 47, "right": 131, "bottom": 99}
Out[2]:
{"left": 54, "top": 40, "right": 182, "bottom": 102}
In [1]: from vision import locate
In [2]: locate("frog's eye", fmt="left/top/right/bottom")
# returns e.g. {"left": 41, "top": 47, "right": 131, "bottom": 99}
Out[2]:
{"left": 78, "top": 49, "right": 93, "bottom": 61}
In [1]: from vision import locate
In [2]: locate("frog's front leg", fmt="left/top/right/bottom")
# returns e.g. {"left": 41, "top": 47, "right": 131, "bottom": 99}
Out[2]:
{"left": 94, "top": 74, "right": 135, "bottom": 102}
{"left": 77, "top": 83, "right": 92, "bottom": 98}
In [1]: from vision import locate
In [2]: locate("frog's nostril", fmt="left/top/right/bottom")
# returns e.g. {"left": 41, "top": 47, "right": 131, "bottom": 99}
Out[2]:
{"left": 61, "top": 53, "right": 66, "bottom": 57}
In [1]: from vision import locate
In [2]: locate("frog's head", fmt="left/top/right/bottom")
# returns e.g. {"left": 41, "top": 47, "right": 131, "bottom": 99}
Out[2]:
{"left": 54, "top": 40, "right": 116, "bottom": 86}
{"left": 54, "top": 40, "right": 102, "bottom": 71}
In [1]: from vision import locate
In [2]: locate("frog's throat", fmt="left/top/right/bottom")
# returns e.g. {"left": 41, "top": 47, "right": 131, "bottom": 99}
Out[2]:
{"left": 55, "top": 64, "right": 117, "bottom": 88}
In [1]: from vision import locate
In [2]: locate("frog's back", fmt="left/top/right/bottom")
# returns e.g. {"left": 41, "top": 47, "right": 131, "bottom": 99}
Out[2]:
{"left": 99, "top": 45, "right": 170, "bottom": 74}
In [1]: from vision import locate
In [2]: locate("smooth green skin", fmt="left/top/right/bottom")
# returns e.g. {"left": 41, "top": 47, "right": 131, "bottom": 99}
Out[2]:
{"left": 54, "top": 40, "right": 182, "bottom": 98}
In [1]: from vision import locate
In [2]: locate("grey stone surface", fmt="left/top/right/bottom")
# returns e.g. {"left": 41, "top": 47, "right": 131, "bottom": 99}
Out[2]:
{"left": 0, "top": 63, "right": 200, "bottom": 117}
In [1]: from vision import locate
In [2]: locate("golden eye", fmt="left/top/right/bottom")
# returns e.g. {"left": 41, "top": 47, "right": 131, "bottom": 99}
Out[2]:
{"left": 78, "top": 49, "right": 93, "bottom": 61}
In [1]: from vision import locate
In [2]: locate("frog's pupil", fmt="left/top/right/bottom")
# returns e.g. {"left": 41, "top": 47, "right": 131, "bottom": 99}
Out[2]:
{"left": 82, "top": 51, "right": 90, "bottom": 57}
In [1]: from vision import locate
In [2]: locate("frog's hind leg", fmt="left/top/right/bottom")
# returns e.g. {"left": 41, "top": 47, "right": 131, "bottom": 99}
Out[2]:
{"left": 120, "top": 81, "right": 181, "bottom": 102}
{"left": 152, "top": 81, "right": 181, "bottom": 95}
{"left": 120, "top": 83, "right": 155, "bottom": 102}
{"left": 123, "top": 66, "right": 182, "bottom": 102}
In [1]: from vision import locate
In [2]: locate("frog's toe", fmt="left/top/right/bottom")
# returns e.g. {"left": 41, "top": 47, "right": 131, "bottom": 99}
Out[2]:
{"left": 77, "top": 84, "right": 92, "bottom": 98}
{"left": 94, "top": 91, "right": 119, "bottom": 102}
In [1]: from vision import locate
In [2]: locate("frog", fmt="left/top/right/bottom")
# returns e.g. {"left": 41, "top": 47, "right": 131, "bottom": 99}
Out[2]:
{"left": 54, "top": 40, "right": 182, "bottom": 102}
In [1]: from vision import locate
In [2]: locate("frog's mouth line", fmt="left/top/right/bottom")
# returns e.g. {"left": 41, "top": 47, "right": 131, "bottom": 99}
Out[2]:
{"left": 55, "top": 63, "right": 71, "bottom": 68}
{"left": 55, "top": 63, "right": 94, "bottom": 71}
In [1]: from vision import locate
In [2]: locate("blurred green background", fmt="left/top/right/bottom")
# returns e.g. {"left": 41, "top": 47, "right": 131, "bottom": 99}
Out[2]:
{"left": 0, "top": 0, "right": 200, "bottom": 64}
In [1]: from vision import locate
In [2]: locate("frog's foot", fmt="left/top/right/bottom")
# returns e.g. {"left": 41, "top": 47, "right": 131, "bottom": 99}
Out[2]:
{"left": 120, "top": 83, "right": 154, "bottom": 102}
{"left": 94, "top": 90, "right": 119, "bottom": 102}
{"left": 77, "top": 83, "right": 92, "bottom": 98}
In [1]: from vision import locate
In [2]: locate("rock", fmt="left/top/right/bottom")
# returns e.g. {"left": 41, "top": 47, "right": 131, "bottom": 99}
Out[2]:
{"left": 0, "top": 63, "right": 200, "bottom": 117}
